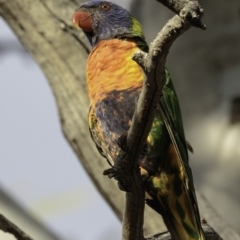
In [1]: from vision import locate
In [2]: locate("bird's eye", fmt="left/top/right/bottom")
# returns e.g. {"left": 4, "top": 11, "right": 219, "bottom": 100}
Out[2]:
{"left": 101, "top": 3, "right": 111, "bottom": 11}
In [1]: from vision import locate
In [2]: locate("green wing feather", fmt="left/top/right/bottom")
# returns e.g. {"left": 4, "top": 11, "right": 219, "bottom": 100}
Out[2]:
{"left": 158, "top": 70, "right": 205, "bottom": 240}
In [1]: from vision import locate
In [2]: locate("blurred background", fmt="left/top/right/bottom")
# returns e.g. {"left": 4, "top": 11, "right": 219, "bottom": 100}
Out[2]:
{"left": 0, "top": 0, "right": 239, "bottom": 239}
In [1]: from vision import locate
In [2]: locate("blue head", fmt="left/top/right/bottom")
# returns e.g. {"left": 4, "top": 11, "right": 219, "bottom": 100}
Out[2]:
{"left": 73, "top": 1, "right": 146, "bottom": 47}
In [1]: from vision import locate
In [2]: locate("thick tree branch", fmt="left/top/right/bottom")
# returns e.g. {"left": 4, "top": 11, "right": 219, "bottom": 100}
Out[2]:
{"left": 0, "top": 214, "right": 34, "bottom": 240}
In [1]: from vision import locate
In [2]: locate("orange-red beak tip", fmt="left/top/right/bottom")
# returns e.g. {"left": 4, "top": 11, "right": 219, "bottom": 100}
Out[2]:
{"left": 72, "top": 10, "right": 93, "bottom": 32}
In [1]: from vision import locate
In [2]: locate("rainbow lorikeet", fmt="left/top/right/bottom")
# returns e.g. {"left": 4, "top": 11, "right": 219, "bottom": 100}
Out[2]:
{"left": 73, "top": 1, "right": 205, "bottom": 240}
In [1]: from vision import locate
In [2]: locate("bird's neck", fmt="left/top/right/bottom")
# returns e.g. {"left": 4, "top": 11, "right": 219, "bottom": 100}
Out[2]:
{"left": 86, "top": 39, "right": 144, "bottom": 107}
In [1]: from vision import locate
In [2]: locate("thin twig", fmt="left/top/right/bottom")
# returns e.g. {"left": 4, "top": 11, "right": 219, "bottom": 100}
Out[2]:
{"left": 156, "top": 0, "right": 206, "bottom": 29}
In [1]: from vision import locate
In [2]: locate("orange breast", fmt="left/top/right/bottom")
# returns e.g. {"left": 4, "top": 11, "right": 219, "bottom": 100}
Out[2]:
{"left": 86, "top": 39, "right": 143, "bottom": 106}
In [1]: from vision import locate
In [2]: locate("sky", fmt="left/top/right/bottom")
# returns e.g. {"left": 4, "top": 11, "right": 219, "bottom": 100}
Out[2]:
{"left": 0, "top": 0, "right": 130, "bottom": 238}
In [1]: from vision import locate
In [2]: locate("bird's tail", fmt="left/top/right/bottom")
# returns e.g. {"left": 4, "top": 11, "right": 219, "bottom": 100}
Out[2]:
{"left": 146, "top": 197, "right": 205, "bottom": 240}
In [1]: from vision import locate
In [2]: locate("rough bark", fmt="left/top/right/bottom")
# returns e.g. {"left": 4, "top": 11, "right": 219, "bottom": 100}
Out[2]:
{"left": 0, "top": 0, "right": 239, "bottom": 239}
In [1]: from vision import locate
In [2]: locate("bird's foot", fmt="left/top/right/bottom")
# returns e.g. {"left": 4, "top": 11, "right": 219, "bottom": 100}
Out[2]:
{"left": 103, "top": 167, "right": 130, "bottom": 192}
{"left": 104, "top": 132, "right": 137, "bottom": 192}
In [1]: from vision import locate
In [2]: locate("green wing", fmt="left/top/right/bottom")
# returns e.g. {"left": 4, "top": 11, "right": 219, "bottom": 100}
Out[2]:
{"left": 158, "top": 69, "right": 205, "bottom": 240}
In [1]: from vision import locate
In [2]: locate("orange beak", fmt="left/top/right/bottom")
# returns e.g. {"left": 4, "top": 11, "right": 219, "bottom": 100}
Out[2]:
{"left": 72, "top": 10, "right": 93, "bottom": 32}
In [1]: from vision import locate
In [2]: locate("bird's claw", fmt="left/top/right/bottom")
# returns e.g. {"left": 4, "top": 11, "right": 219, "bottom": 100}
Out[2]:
{"left": 103, "top": 167, "right": 130, "bottom": 192}
{"left": 103, "top": 167, "right": 117, "bottom": 179}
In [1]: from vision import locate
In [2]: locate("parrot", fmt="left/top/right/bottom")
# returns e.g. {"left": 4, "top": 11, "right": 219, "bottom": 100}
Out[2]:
{"left": 72, "top": 1, "right": 205, "bottom": 240}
